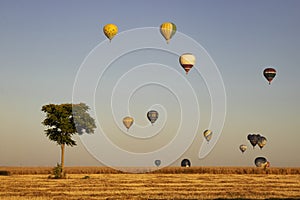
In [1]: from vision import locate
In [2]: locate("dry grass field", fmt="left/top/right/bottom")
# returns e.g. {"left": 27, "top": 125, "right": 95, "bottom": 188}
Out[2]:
{"left": 0, "top": 167, "right": 300, "bottom": 199}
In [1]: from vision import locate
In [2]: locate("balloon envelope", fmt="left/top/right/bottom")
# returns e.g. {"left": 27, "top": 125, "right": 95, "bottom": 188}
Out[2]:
{"left": 122, "top": 116, "right": 134, "bottom": 131}
{"left": 239, "top": 144, "right": 247, "bottom": 153}
{"left": 154, "top": 160, "right": 161, "bottom": 167}
{"left": 247, "top": 134, "right": 252, "bottom": 141}
{"left": 179, "top": 53, "right": 196, "bottom": 74}
{"left": 263, "top": 68, "right": 276, "bottom": 84}
{"left": 181, "top": 159, "right": 191, "bottom": 167}
{"left": 257, "top": 136, "right": 267, "bottom": 149}
{"left": 147, "top": 110, "right": 159, "bottom": 125}
{"left": 160, "top": 22, "right": 176, "bottom": 44}
{"left": 203, "top": 129, "right": 213, "bottom": 142}
{"left": 255, "top": 157, "right": 269, "bottom": 168}
{"left": 248, "top": 134, "right": 259, "bottom": 148}
{"left": 103, "top": 24, "right": 118, "bottom": 41}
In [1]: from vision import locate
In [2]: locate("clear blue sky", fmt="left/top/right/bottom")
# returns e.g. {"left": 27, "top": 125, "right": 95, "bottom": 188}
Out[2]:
{"left": 0, "top": 0, "right": 299, "bottom": 167}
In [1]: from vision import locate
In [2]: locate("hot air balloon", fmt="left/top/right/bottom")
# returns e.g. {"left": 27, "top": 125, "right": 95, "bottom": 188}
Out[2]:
{"left": 247, "top": 134, "right": 253, "bottom": 141}
{"left": 147, "top": 110, "right": 159, "bottom": 125}
{"left": 254, "top": 157, "right": 270, "bottom": 169}
{"left": 154, "top": 160, "right": 161, "bottom": 167}
{"left": 160, "top": 22, "right": 176, "bottom": 44}
{"left": 103, "top": 24, "right": 118, "bottom": 42}
{"left": 179, "top": 53, "right": 196, "bottom": 74}
{"left": 247, "top": 134, "right": 259, "bottom": 148}
{"left": 263, "top": 68, "right": 276, "bottom": 85}
{"left": 257, "top": 136, "right": 267, "bottom": 149}
{"left": 203, "top": 129, "right": 213, "bottom": 142}
{"left": 181, "top": 159, "right": 191, "bottom": 167}
{"left": 122, "top": 116, "right": 134, "bottom": 131}
{"left": 239, "top": 144, "right": 247, "bottom": 153}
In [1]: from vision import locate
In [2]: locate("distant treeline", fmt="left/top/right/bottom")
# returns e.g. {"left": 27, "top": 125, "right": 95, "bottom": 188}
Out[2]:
{"left": 1, "top": 166, "right": 300, "bottom": 175}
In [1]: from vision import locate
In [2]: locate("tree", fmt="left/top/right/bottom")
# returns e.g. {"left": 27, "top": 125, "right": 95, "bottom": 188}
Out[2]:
{"left": 41, "top": 103, "right": 96, "bottom": 177}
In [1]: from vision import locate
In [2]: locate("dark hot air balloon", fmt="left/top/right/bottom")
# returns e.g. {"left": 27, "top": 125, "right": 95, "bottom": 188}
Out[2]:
{"left": 181, "top": 159, "right": 191, "bottom": 167}
{"left": 147, "top": 110, "right": 159, "bottom": 125}
{"left": 255, "top": 157, "right": 267, "bottom": 167}
{"left": 248, "top": 134, "right": 259, "bottom": 148}
{"left": 263, "top": 68, "right": 276, "bottom": 85}
{"left": 254, "top": 157, "right": 270, "bottom": 169}
{"left": 154, "top": 160, "right": 161, "bottom": 167}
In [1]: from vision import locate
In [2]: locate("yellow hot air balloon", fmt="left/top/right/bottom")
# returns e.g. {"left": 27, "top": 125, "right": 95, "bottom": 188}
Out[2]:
{"left": 103, "top": 24, "right": 118, "bottom": 42}
{"left": 160, "top": 22, "right": 176, "bottom": 44}
{"left": 203, "top": 129, "right": 213, "bottom": 142}
{"left": 179, "top": 53, "right": 196, "bottom": 74}
{"left": 122, "top": 116, "right": 134, "bottom": 131}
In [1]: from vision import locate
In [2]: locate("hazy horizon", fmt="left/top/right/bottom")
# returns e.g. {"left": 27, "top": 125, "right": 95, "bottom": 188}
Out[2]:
{"left": 1, "top": 0, "right": 300, "bottom": 168}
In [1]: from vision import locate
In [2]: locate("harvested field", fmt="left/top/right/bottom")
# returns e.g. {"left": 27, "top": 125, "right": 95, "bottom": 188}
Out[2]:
{"left": 0, "top": 167, "right": 300, "bottom": 199}
{"left": 1, "top": 166, "right": 300, "bottom": 175}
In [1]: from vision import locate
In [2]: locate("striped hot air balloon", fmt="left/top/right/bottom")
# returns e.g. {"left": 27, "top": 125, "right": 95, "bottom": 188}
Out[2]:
{"left": 160, "top": 22, "right": 176, "bottom": 44}
{"left": 179, "top": 53, "right": 196, "bottom": 74}
{"left": 147, "top": 110, "right": 159, "bottom": 125}
{"left": 122, "top": 116, "right": 134, "bottom": 131}
{"left": 263, "top": 68, "right": 276, "bottom": 85}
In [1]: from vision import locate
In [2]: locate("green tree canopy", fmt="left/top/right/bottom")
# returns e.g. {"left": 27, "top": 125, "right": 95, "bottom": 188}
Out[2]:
{"left": 41, "top": 103, "right": 96, "bottom": 177}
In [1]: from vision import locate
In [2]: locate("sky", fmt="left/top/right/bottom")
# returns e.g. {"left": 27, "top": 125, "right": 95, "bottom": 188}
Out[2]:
{"left": 0, "top": 0, "right": 300, "bottom": 168}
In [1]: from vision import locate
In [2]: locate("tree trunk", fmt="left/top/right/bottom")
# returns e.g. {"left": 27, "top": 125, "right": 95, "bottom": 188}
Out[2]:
{"left": 61, "top": 143, "right": 65, "bottom": 177}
